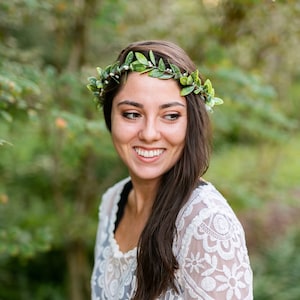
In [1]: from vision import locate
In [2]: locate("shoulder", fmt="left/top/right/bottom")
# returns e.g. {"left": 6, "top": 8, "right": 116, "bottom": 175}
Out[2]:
{"left": 177, "top": 181, "right": 241, "bottom": 228}
{"left": 175, "top": 181, "right": 248, "bottom": 259}
{"left": 99, "top": 177, "right": 131, "bottom": 214}
{"left": 174, "top": 182, "right": 253, "bottom": 299}
{"left": 102, "top": 177, "right": 131, "bottom": 200}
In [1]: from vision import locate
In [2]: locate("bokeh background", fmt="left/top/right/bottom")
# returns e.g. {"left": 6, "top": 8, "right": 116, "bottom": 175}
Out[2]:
{"left": 1, "top": 0, "right": 299, "bottom": 299}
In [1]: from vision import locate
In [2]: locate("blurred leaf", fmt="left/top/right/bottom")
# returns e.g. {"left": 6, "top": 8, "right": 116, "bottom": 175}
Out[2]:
{"left": 253, "top": 227, "right": 300, "bottom": 300}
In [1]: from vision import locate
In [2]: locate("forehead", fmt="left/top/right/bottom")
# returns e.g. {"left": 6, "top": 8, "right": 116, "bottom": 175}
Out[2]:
{"left": 114, "top": 72, "right": 185, "bottom": 105}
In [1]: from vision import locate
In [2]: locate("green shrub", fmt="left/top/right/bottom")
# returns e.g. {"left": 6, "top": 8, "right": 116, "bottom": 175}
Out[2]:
{"left": 253, "top": 227, "right": 300, "bottom": 300}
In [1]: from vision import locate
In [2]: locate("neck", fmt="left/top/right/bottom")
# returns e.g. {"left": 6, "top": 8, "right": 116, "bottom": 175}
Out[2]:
{"left": 128, "top": 177, "right": 159, "bottom": 217}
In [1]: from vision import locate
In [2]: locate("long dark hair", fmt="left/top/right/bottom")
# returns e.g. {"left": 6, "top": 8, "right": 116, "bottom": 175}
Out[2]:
{"left": 101, "top": 40, "right": 211, "bottom": 299}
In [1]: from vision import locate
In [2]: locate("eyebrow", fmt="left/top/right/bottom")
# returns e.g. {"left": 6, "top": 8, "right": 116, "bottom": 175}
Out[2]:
{"left": 160, "top": 102, "right": 185, "bottom": 109}
{"left": 117, "top": 100, "right": 185, "bottom": 109}
{"left": 117, "top": 100, "right": 143, "bottom": 108}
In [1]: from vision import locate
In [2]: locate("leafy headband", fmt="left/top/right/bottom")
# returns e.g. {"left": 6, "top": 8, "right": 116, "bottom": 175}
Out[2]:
{"left": 87, "top": 50, "right": 223, "bottom": 111}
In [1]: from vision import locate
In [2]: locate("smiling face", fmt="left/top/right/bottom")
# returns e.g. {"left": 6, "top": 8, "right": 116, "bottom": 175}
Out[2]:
{"left": 111, "top": 72, "right": 187, "bottom": 184}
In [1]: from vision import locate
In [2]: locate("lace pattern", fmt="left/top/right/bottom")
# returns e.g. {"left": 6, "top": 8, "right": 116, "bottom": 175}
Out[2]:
{"left": 91, "top": 178, "right": 253, "bottom": 299}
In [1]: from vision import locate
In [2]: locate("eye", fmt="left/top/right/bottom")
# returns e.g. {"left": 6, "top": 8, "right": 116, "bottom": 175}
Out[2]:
{"left": 164, "top": 113, "right": 180, "bottom": 121}
{"left": 122, "top": 112, "right": 141, "bottom": 120}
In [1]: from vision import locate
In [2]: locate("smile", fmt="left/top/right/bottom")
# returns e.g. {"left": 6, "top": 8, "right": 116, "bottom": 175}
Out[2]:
{"left": 134, "top": 147, "right": 164, "bottom": 158}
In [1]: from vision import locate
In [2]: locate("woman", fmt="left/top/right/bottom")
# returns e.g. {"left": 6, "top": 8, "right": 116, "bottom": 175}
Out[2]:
{"left": 88, "top": 40, "right": 253, "bottom": 300}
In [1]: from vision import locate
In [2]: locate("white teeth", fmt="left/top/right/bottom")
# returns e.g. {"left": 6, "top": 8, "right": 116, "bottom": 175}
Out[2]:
{"left": 134, "top": 148, "right": 164, "bottom": 158}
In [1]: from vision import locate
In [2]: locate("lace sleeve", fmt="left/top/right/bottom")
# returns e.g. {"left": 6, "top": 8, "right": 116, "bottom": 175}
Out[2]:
{"left": 175, "top": 186, "right": 253, "bottom": 300}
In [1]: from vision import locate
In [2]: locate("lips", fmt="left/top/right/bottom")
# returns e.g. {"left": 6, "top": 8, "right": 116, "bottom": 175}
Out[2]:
{"left": 134, "top": 147, "right": 164, "bottom": 158}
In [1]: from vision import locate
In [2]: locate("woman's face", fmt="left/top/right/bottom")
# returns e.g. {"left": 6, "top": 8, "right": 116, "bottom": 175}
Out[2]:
{"left": 111, "top": 72, "right": 187, "bottom": 183}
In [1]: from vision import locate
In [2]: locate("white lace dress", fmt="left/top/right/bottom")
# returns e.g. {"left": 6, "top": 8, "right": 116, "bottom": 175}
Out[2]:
{"left": 91, "top": 178, "right": 253, "bottom": 300}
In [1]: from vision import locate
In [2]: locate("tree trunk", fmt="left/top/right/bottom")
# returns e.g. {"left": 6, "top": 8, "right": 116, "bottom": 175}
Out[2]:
{"left": 66, "top": 241, "right": 91, "bottom": 300}
{"left": 65, "top": 148, "right": 100, "bottom": 300}
{"left": 67, "top": 0, "right": 99, "bottom": 71}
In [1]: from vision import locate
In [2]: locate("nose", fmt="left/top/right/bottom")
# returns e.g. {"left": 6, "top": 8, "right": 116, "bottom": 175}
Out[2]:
{"left": 138, "top": 118, "right": 161, "bottom": 142}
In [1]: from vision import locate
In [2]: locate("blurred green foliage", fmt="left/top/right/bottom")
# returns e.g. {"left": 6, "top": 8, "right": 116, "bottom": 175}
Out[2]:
{"left": 253, "top": 227, "right": 300, "bottom": 300}
{"left": 0, "top": 0, "right": 299, "bottom": 299}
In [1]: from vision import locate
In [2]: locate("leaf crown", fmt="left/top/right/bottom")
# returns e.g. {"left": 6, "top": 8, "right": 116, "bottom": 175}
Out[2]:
{"left": 87, "top": 50, "right": 223, "bottom": 111}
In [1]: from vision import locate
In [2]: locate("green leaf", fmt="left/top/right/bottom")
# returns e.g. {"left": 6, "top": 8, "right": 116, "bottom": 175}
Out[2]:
{"left": 125, "top": 51, "right": 134, "bottom": 65}
{"left": 158, "top": 58, "right": 166, "bottom": 71}
{"left": 170, "top": 63, "right": 181, "bottom": 76}
{"left": 96, "top": 67, "right": 103, "bottom": 76}
{"left": 87, "top": 84, "right": 97, "bottom": 92}
{"left": 213, "top": 97, "right": 224, "bottom": 105}
{"left": 204, "top": 79, "right": 213, "bottom": 94}
{"left": 135, "top": 52, "right": 148, "bottom": 65}
{"left": 96, "top": 80, "right": 103, "bottom": 89}
{"left": 149, "top": 50, "right": 156, "bottom": 66}
{"left": 192, "top": 70, "right": 201, "bottom": 86}
{"left": 191, "top": 70, "right": 199, "bottom": 81}
{"left": 158, "top": 73, "right": 174, "bottom": 79}
{"left": 102, "top": 68, "right": 109, "bottom": 78}
{"left": 88, "top": 76, "right": 97, "bottom": 85}
{"left": 180, "top": 85, "right": 195, "bottom": 96}
{"left": 187, "top": 75, "right": 193, "bottom": 85}
{"left": 148, "top": 69, "right": 165, "bottom": 78}
{"left": 180, "top": 76, "right": 188, "bottom": 85}
{"left": 194, "top": 87, "right": 203, "bottom": 94}
{"left": 131, "top": 61, "right": 147, "bottom": 72}
{"left": 110, "top": 62, "right": 119, "bottom": 74}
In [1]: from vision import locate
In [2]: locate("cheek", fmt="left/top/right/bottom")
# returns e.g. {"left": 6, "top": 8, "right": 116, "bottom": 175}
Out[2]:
{"left": 111, "top": 121, "right": 135, "bottom": 148}
{"left": 110, "top": 113, "right": 124, "bottom": 143}
{"left": 111, "top": 131, "right": 126, "bottom": 158}
{"left": 111, "top": 126, "right": 124, "bottom": 146}
{"left": 170, "top": 122, "right": 187, "bottom": 146}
